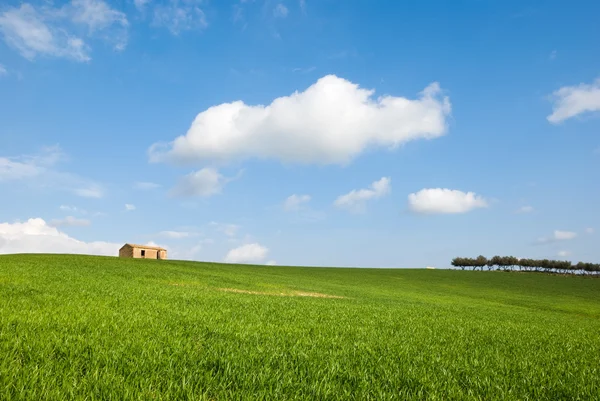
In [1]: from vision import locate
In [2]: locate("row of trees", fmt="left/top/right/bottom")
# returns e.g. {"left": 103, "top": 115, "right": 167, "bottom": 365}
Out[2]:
{"left": 451, "top": 255, "right": 600, "bottom": 275}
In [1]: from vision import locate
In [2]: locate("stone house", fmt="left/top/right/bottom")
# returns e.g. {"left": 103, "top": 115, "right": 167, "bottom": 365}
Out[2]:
{"left": 119, "top": 243, "right": 167, "bottom": 260}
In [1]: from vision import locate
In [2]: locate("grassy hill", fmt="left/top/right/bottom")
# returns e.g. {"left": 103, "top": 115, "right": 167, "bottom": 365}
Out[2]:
{"left": 1, "top": 254, "right": 599, "bottom": 400}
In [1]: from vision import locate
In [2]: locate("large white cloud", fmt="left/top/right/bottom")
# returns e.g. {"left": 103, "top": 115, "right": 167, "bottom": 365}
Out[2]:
{"left": 547, "top": 77, "right": 600, "bottom": 124}
{"left": 149, "top": 75, "right": 451, "bottom": 166}
{"left": 334, "top": 177, "right": 391, "bottom": 212}
{"left": 0, "top": 218, "right": 119, "bottom": 256}
{"left": 408, "top": 188, "right": 488, "bottom": 214}
{"left": 224, "top": 243, "right": 269, "bottom": 264}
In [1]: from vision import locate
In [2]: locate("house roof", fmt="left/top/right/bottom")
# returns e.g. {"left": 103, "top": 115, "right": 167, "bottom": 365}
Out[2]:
{"left": 120, "top": 243, "right": 167, "bottom": 251}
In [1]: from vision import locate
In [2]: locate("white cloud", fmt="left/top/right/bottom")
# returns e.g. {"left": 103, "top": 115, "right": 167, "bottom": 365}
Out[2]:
{"left": 0, "top": 146, "right": 103, "bottom": 197}
{"left": 516, "top": 205, "right": 534, "bottom": 214}
{"left": 266, "top": 260, "right": 277, "bottom": 265}
{"left": 158, "top": 230, "right": 195, "bottom": 239}
{"left": 334, "top": 177, "right": 391, "bottom": 213}
{"left": 547, "top": 77, "right": 600, "bottom": 124}
{"left": 0, "top": 63, "right": 7, "bottom": 76}
{"left": 283, "top": 194, "right": 311, "bottom": 211}
{"left": 149, "top": 75, "right": 451, "bottom": 166}
{"left": 74, "top": 184, "right": 103, "bottom": 198}
{"left": 292, "top": 66, "right": 316, "bottom": 74}
{"left": 408, "top": 188, "right": 488, "bottom": 214}
{"left": 59, "top": 205, "right": 79, "bottom": 212}
{"left": 169, "top": 167, "right": 230, "bottom": 197}
{"left": 0, "top": 218, "right": 119, "bottom": 256}
{"left": 134, "top": 0, "right": 151, "bottom": 10}
{"left": 68, "top": 0, "right": 128, "bottom": 50}
{"left": 125, "top": 203, "right": 136, "bottom": 211}
{"left": 273, "top": 4, "right": 288, "bottom": 18}
{"left": 536, "top": 230, "right": 577, "bottom": 244}
{"left": 0, "top": 1, "right": 128, "bottom": 61}
{"left": 210, "top": 222, "right": 240, "bottom": 237}
{"left": 224, "top": 243, "right": 269, "bottom": 264}
{"left": 0, "top": 4, "right": 90, "bottom": 61}
{"left": 153, "top": 0, "right": 207, "bottom": 34}
{"left": 557, "top": 250, "right": 571, "bottom": 257}
{"left": 49, "top": 215, "right": 91, "bottom": 227}
{"left": 134, "top": 181, "right": 161, "bottom": 190}
{"left": 554, "top": 230, "right": 577, "bottom": 240}
{"left": 585, "top": 227, "right": 594, "bottom": 234}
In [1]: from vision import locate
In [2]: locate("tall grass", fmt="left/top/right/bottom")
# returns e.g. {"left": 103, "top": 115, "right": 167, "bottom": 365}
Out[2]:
{"left": 1, "top": 254, "right": 599, "bottom": 400}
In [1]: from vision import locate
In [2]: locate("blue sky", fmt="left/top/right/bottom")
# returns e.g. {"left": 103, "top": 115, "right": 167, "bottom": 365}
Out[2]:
{"left": 1, "top": 0, "right": 599, "bottom": 267}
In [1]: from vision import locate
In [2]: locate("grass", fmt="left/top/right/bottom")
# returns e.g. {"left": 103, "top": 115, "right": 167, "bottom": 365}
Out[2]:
{"left": 1, "top": 254, "right": 599, "bottom": 400}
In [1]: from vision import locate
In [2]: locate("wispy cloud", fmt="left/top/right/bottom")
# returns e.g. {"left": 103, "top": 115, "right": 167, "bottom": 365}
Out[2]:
{"left": 125, "top": 204, "right": 136, "bottom": 211}
{"left": 515, "top": 205, "right": 534, "bottom": 214}
{"left": 134, "top": 181, "right": 161, "bottom": 190}
{"left": 273, "top": 3, "right": 288, "bottom": 18}
{"left": 0, "top": 145, "right": 105, "bottom": 197}
{"left": 0, "top": 63, "right": 7, "bottom": 76}
{"left": 0, "top": 1, "right": 128, "bottom": 62}
{"left": 49, "top": 215, "right": 91, "bottom": 227}
{"left": 283, "top": 194, "right": 311, "bottom": 212}
{"left": 292, "top": 66, "right": 316, "bottom": 74}
{"left": 152, "top": 0, "right": 208, "bottom": 35}
{"left": 547, "top": 77, "right": 600, "bottom": 124}
{"left": 536, "top": 230, "right": 577, "bottom": 244}
{"left": 335, "top": 177, "right": 391, "bottom": 213}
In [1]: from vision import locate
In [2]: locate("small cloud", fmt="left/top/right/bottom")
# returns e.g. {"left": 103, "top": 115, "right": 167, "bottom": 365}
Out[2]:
{"left": 49, "top": 216, "right": 91, "bottom": 227}
{"left": 549, "top": 50, "right": 557, "bottom": 60}
{"left": 134, "top": 181, "right": 160, "bottom": 190}
{"left": 152, "top": 0, "right": 208, "bottom": 34}
{"left": 408, "top": 188, "right": 488, "bottom": 214}
{"left": 169, "top": 168, "right": 237, "bottom": 198}
{"left": 547, "top": 77, "right": 600, "bottom": 124}
{"left": 266, "top": 260, "right": 277, "bottom": 265}
{"left": 273, "top": 3, "right": 289, "bottom": 18}
{"left": 516, "top": 205, "right": 534, "bottom": 214}
{"left": 585, "top": 227, "right": 595, "bottom": 234}
{"left": 224, "top": 243, "right": 269, "bottom": 264}
{"left": 157, "top": 230, "right": 195, "bottom": 239}
{"left": 283, "top": 194, "right": 311, "bottom": 211}
{"left": 210, "top": 222, "right": 240, "bottom": 237}
{"left": 0, "top": 63, "right": 7, "bottom": 76}
{"left": 134, "top": 0, "right": 150, "bottom": 11}
{"left": 557, "top": 250, "right": 571, "bottom": 257}
{"left": 291, "top": 66, "right": 316, "bottom": 74}
{"left": 536, "top": 230, "right": 577, "bottom": 244}
{"left": 334, "top": 177, "right": 391, "bottom": 213}
{"left": 125, "top": 204, "right": 136, "bottom": 211}
{"left": 59, "top": 205, "right": 80, "bottom": 213}
{"left": 74, "top": 185, "right": 103, "bottom": 198}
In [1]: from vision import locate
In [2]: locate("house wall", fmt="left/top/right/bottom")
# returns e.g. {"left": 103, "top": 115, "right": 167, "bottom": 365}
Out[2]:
{"left": 119, "top": 246, "right": 133, "bottom": 258}
{"left": 133, "top": 247, "right": 159, "bottom": 259}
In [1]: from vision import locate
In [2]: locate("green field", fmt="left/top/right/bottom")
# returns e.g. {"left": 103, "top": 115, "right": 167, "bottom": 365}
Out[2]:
{"left": 1, "top": 254, "right": 599, "bottom": 400}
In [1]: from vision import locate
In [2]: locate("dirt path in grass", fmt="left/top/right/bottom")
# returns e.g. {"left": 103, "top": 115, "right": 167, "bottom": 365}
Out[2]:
{"left": 218, "top": 287, "right": 345, "bottom": 299}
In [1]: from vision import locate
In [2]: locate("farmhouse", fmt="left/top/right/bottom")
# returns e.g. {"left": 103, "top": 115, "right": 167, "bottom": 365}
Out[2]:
{"left": 119, "top": 243, "right": 167, "bottom": 260}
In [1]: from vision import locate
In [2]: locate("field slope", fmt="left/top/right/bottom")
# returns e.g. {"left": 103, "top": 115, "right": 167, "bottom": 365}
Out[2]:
{"left": 1, "top": 254, "right": 599, "bottom": 400}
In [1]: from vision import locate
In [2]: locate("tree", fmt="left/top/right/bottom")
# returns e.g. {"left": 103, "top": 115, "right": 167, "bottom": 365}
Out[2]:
{"left": 475, "top": 255, "right": 488, "bottom": 271}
